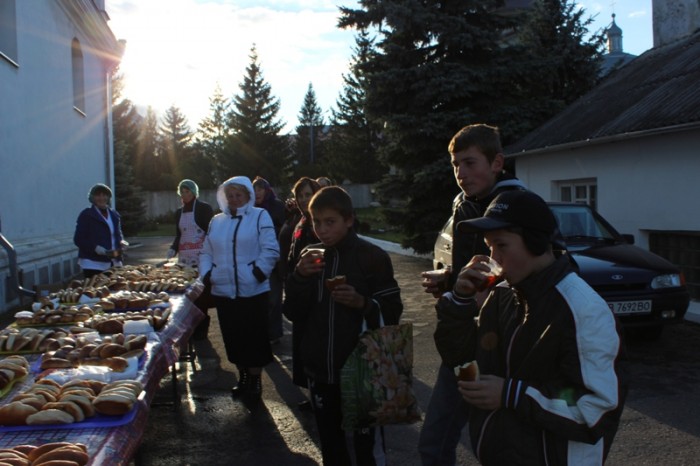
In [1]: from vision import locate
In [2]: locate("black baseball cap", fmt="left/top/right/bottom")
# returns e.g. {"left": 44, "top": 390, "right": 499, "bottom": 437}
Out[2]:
{"left": 458, "top": 190, "right": 556, "bottom": 236}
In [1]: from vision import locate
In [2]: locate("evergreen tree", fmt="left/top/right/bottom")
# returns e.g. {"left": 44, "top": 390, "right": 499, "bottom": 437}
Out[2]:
{"left": 113, "top": 140, "right": 146, "bottom": 236}
{"left": 327, "top": 30, "right": 385, "bottom": 183}
{"left": 294, "top": 83, "right": 325, "bottom": 179}
{"left": 340, "top": 0, "right": 601, "bottom": 252}
{"left": 505, "top": 0, "right": 603, "bottom": 139}
{"left": 340, "top": 0, "right": 515, "bottom": 252}
{"left": 111, "top": 71, "right": 146, "bottom": 236}
{"left": 134, "top": 107, "right": 164, "bottom": 190}
{"left": 159, "top": 105, "right": 192, "bottom": 188}
{"left": 226, "top": 46, "right": 290, "bottom": 186}
{"left": 195, "top": 84, "right": 232, "bottom": 186}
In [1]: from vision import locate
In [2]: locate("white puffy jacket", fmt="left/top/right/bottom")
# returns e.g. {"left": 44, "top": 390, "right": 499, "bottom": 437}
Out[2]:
{"left": 199, "top": 176, "right": 280, "bottom": 299}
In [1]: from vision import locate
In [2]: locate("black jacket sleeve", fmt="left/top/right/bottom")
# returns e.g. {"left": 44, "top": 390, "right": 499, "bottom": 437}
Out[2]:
{"left": 433, "top": 292, "right": 480, "bottom": 368}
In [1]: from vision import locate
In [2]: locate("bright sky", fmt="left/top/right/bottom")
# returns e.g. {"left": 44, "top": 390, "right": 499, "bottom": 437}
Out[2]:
{"left": 106, "top": 0, "right": 653, "bottom": 135}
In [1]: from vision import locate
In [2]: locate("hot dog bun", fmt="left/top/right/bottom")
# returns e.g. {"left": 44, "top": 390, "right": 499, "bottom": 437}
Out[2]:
{"left": 456, "top": 360, "right": 480, "bottom": 382}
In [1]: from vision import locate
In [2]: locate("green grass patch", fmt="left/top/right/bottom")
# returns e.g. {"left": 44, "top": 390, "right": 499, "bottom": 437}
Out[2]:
{"left": 137, "top": 222, "right": 175, "bottom": 237}
{"left": 355, "top": 207, "right": 406, "bottom": 244}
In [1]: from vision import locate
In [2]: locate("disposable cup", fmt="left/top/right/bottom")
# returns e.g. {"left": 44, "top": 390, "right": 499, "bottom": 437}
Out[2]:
{"left": 422, "top": 269, "right": 450, "bottom": 292}
{"left": 476, "top": 257, "right": 503, "bottom": 291}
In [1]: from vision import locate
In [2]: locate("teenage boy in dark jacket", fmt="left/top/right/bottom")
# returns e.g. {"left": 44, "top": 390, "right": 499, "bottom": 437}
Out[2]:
{"left": 419, "top": 124, "right": 526, "bottom": 465}
{"left": 438, "top": 190, "right": 626, "bottom": 466}
{"left": 285, "top": 186, "right": 403, "bottom": 466}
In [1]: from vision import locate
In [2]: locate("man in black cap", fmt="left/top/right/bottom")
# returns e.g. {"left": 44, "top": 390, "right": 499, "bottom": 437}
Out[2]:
{"left": 434, "top": 190, "right": 626, "bottom": 465}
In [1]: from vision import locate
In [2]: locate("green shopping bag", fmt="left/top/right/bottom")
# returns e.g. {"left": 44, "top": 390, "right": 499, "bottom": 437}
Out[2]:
{"left": 340, "top": 322, "right": 422, "bottom": 431}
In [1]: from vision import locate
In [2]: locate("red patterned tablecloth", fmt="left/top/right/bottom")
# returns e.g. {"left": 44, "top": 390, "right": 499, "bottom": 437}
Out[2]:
{"left": 0, "top": 293, "right": 204, "bottom": 465}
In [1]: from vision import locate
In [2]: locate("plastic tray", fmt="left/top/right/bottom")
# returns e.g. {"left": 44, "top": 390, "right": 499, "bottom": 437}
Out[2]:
{"left": 0, "top": 390, "right": 145, "bottom": 432}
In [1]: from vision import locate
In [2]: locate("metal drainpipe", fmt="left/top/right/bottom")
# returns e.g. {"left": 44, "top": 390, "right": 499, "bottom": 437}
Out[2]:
{"left": 0, "top": 215, "right": 36, "bottom": 298}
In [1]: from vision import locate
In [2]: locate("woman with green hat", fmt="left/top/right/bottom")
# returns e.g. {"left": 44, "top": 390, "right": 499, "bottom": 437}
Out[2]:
{"left": 167, "top": 179, "right": 214, "bottom": 266}
{"left": 168, "top": 179, "right": 214, "bottom": 340}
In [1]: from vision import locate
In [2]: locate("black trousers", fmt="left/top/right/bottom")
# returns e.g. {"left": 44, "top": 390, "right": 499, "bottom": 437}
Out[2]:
{"left": 214, "top": 293, "right": 272, "bottom": 368}
{"left": 309, "top": 380, "right": 386, "bottom": 466}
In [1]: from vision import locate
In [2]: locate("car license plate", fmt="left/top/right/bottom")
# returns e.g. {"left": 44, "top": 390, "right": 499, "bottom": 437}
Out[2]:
{"left": 607, "top": 300, "right": 652, "bottom": 315}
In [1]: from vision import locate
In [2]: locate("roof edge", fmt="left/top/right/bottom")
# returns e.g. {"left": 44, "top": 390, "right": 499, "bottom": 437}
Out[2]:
{"left": 506, "top": 121, "right": 700, "bottom": 158}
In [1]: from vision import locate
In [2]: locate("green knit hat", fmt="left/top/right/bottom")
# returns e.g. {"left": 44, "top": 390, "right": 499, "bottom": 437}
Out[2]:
{"left": 178, "top": 179, "right": 199, "bottom": 197}
{"left": 88, "top": 183, "right": 112, "bottom": 203}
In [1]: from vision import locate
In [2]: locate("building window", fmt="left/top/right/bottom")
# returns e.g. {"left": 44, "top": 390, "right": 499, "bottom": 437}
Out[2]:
{"left": 0, "top": 0, "right": 18, "bottom": 65}
{"left": 72, "top": 38, "right": 85, "bottom": 113}
{"left": 556, "top": 179, "right": 597, "bottom": 210}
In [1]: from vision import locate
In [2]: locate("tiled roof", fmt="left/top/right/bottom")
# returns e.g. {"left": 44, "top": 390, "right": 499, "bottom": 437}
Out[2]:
{"left": 506, "top": 30, "right": 700, "bottom": 155}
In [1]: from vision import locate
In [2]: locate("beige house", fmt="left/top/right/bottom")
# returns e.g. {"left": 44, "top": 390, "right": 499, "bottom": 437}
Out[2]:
{"left": 507, "top": 0, "right": 700, "bottom": 300}
{"left": 0, "top": 0, "right": 122, "bottom": 312}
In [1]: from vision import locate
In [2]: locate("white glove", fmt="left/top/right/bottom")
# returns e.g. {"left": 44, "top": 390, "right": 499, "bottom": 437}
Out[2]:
{"left": 120, "top": 240, "right": 129, "bottom": 251}
{"left": 95, "top": 245, "right": 108, "bottom": 256}
{"left": 166, "top": 249, "right": 176, "bottom": 259}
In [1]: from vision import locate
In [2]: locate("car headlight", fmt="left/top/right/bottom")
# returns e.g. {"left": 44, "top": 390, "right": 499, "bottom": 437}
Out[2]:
{"left": 651, "top": 274, "right": 682, "bottom": 289}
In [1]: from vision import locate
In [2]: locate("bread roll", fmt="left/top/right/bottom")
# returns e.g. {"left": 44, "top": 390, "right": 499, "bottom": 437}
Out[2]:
{"left": 456, "top": 360, "right": 480, "bottom": 382}
{"left": 25, "top": 409, "right": 74, "bottom": 425}
{"left": 93, "top": 393, "right": 134, "bottom": 415}
{"left": 94, "top": 319, "right": 123, "bottom": 334}
{"left": 27, "top": 444, "right": 70, "bottom": 463}
{"left": 40, "top": 358, "right": 74, "bottom": 370}
{"left": 32, "top": 444, "right": 90, "bottom": 466}
{"left": 0, "top": 401, "right": 38, "bottom": 425}
{"left": 98, "top": 343, "right": 127, "bottom": 358}
{"left": 58, "top": 394, "right": 95, "bottom": 417}
{"left": 10, "top": 445, "right": 36, "bottom": 456}
{"left": 32, "top": 459, "right": 81, "bottom": 466}
{"left": 0, "top": 361, "right": 28, "bottom": 378}
{"left": 324, "top": 275, "right": 347, "bottom": 291}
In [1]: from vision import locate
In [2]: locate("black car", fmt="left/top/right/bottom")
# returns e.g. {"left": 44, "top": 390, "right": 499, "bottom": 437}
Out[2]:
{"left": 433, "top": 202, "right": 689, "bottom": 339}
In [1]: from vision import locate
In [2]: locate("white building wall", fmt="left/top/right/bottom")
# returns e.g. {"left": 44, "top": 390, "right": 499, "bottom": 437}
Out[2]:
{"left": 0, "top": 1, "right": 118, "bottom": 313}
{"left": 513, "top": 129, "right": 700, "bottom": 249}
{"left": 1, "top": 1, "right": 112, "bottom": 240}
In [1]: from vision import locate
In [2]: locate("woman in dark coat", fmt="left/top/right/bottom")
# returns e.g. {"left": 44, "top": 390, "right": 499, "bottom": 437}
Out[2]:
{"left": 74, "top": 183, "right": 127, "bottom": 278}
{"left": 282, "top": 177, "right": 321, "bottom": 408}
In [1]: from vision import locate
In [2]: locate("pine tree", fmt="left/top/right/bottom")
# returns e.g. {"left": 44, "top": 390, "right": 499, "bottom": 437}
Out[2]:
{"left": 327, "top": 30, "right": 385, "bottom": 183}
{"left": 113, "top": 140, "right": 146, "bottom": 236}
{"left": 340, "top": 0, "right": 515, "bottom": 252}
{"left": 340, "top": 0, "right": 601, "bottom": 252}
{"left": 159, "top": 105, "right": 192, "bottom": 188}
{"left": 111, "top": 71, "right": 146, "bottom": 236}
{"left": 134, "top": 107, "right": 164, "bottom": 190}
{"left": 226, "top": 46, "right": 290, "bottom": 186}
{"left": 294, "top": 83, "right": 325, "bottom": 179}
{"left": 195, "top": 84, "right": 231, "bottom": 186}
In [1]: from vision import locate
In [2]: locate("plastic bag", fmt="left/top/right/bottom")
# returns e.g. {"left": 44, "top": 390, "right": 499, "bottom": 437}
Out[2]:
{"left": 340, "top": 322, "right": 422, "bottom": 431}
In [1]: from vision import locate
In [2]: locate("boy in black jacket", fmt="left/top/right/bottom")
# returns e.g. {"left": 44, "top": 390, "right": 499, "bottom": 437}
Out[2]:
{"left": 285, "top": 186, "right": 403, "bottom": 466}
{"left": 439, "top": 190, "right": 625, "bottom": 465}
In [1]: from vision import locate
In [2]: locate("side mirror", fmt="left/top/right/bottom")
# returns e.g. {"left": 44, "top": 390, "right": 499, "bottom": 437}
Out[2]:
{"left": 621, "top": 234, "right": 635, "bottom": 245}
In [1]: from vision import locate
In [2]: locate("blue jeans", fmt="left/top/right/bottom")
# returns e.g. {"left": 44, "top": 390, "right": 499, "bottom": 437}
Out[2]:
{"left": 418, "top": 363, "right": 469, "bottom": 466}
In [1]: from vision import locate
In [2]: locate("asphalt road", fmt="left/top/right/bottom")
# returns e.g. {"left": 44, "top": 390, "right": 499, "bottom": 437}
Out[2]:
{"left": 125, "top": 237, "right": 700, "bottom": 466}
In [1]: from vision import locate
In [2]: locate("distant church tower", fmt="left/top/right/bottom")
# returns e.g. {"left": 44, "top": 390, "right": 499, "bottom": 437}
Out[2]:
{"left": 600, "top": 13, "right": 636, "bottom": 76}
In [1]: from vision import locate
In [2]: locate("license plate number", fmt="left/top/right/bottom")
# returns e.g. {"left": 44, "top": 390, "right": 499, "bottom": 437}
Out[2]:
{"left": 607, "top": 300, "right": 652, "bottom": 315}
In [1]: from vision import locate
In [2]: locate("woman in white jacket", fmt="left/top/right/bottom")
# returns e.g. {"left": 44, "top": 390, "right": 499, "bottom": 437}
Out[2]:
{"left": 199, "top": 176, "right": 280, "bottom": 397}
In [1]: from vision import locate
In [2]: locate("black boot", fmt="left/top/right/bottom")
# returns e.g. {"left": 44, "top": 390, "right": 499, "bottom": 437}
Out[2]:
{"left": 231, "top": 370, "right": 249, "bottom": 397}
{"left": 248, "top": 374, "right": 262, "bottom": 397}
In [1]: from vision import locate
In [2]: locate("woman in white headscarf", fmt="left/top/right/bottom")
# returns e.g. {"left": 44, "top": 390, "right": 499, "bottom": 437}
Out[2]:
{"left": 198, "top": 176, "right": 280, "bottom": 398}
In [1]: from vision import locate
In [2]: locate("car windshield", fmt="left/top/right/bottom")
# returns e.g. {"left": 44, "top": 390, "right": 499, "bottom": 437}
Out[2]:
{"left": 549, "top": 204, "right": 618, "bottom": 244}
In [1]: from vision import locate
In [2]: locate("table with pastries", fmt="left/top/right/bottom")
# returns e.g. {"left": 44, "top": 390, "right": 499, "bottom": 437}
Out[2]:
{"left": 0, "top": 266, "right": 204, "bottom": 466}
